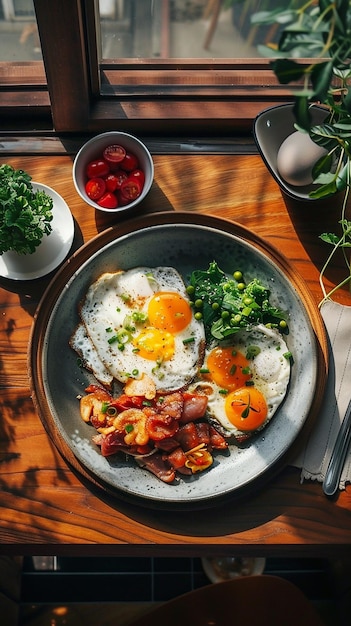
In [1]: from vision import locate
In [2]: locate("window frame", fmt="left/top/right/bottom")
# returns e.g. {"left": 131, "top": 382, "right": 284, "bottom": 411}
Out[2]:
{"left": 1, "top": 0, "right": 299, "bottom": 136}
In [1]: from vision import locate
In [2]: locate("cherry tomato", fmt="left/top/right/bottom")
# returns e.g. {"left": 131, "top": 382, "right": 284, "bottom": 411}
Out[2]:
{"left": 85, "top": 177, "right": 106, "bottom": 200}
{"left": 97, "top": 191, "right": 118, "bottom": 209}
{"left": 86, "top": 159, "right": 110, "bottom": 179}
{"left": 104, "top": 173, "right": 119, "bottom": 192}
{"left": 120, "top": 176, "right": 142, "bottom": 201}
{"left": 117, "top": 191, "right": 130, "bottom": 206}
{"left": 129, "top": 168, "right": 145, "bottom": 187}
{"left": 103, "top": 144, "right": 126, "bottom": 168}
{"left": 120, "top": 151, "right": 139, "bottom": 172}
{"left": 113, "top": 169, "right": 128, "bottom": 189}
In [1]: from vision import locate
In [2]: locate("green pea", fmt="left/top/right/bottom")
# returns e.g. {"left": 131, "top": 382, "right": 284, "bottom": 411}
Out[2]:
{"left": 221, "top": 310, "right": 230, "bottom": 320}
{"left": 186, "top": 285, "right": 195, "bottom": 295}
{"left": 233, "top": 271, "right": 242, "bottom": 281}
{"left": 212, "top": 302, "right": 220, "bottom": 310}
{"left": 237, "top": 282, "right": 246, "bottom": 291}
{"left": 279, "top": 319, "right": 287, "bottom": 329}
{"left": 195, "top": 299, "right": 203, "bottom": 309}
{"left": 194, "top": 311, "right": 203, "bottom": 320}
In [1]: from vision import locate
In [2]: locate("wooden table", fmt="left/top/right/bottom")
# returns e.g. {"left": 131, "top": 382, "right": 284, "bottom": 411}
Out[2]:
{"left": 1, "top": 151, "right": 351, "bottom": 556}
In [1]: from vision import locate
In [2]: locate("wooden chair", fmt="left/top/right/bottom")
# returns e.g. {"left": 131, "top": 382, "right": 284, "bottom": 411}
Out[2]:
{"left": 128, "top": 574, "right": 326, "bottom": 626}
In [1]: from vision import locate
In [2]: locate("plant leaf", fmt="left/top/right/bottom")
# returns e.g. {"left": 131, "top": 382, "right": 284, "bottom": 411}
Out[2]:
{"left": 310, "top": 61, "right": 334, "bottom": 102}
{"left": 319, "top": 232, "right": 341, "bottom": 245}
{"left": 293, "top": 96, "right": 311, "bottom": 131}
{"left": 270, "top": 58, "right": 305, "bottom": 84}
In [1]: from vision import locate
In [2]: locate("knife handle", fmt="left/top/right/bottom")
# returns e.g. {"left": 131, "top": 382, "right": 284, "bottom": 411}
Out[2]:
{"left": 323, "top": 398, "right": 351, "bottom": 497}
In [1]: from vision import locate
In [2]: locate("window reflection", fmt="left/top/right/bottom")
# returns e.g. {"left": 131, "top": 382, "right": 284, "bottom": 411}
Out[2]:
{"left": 0, "top": 0, "right": 41, "bottom": 60}
{"left": 98, "top": 0, "right": 281, "bottom": 60}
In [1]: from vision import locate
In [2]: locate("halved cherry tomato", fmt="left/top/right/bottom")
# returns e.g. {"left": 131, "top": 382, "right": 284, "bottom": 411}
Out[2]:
{"left": 120, "top": 176, "right": 142, "bottom": 201}
{"left": 117, "top": 191, "right": 130, "bottom": 206}
{"left": 86, "top": 159, "right": 110, "bottom": 179}
{"left": 97, "top": 191, "right": 118, "bottom": 209}
{"left": 85, "top": 177, "right": 106, "bottom": 201}
{"left": 112, "top": 170, "right": 128, "bottom": 189}
{"left": 120, "top": 151, "right": 139, "bottom": 172}
{"left": 103, "top": 144, "right": 126, "bottom": 168}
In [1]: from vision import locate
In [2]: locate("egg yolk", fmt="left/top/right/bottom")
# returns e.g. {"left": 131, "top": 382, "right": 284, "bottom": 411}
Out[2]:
{"left": 133, "top": 327, "right": 175, "bottom": 362}
{"left": 225, "top": 387, "right": 268, "bottom": 432}
{"left": 204, "top": 346, "right": 252, "bottom": 390}
{"left": 148, "top": 291, "right": 192, "bottom": 333}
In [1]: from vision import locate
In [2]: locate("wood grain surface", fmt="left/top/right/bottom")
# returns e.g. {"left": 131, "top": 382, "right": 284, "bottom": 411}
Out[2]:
{"left": 1, "top": 153, "right": 351, "bottom": 555}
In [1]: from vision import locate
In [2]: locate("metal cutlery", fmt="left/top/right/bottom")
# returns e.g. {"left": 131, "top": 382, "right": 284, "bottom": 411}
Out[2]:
{"left": 323, "top": 397, "right": 351, "bottom": 497}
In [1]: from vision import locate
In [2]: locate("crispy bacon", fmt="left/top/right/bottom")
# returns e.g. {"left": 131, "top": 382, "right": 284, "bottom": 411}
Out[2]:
{"left": 82, "top": 385, "right": 226, "bottom": 483}
{"left": 155, "top": 392, "right": 183, "bottom": 419}
{"left": 180, "top": 392, "right": 208, "bottom": 423}
{"left": 98, "top": 430, "right": 128, "bottom": 457}
{"left": 165, "top": 446, "right": 187, "bottom": 469}
{"left": 209, "top": 425, "right": 229, "bottom": 450}
{"left": 136, "top": 453, "right": 176, "bottom": 484}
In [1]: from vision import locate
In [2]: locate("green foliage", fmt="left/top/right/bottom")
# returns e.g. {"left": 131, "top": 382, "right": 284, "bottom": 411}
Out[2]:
{"left": 189, "top": 261, "right": 288, "bottom": 342}
{"left": 0, "top": 164, "right": 53, "bottom": 255}
{"left": 252, "top": 1, "right": 351, "bottom": 302}
{"left": 253, "top": 0, "right": 351, "bottom": 201}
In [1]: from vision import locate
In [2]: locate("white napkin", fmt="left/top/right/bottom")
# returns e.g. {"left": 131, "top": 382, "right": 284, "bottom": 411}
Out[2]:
{"left": 292, "top": 299, "right": 351, "bottom": 490}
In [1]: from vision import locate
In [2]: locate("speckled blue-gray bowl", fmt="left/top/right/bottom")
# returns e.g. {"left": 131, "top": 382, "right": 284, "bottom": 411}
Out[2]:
{"left": 29, "top": 212, "right": 327, "bottom": 508}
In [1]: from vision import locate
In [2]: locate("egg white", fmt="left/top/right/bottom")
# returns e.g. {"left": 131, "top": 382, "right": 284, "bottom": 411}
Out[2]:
{"left": 77, "top": 266, "right": 205, "bottom": 392}
{"left": 189, "top": 324, "right": 291, "bottom": 438}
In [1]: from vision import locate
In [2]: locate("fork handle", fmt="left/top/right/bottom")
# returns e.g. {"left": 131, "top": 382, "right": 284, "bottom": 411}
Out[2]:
{"left": 323, "top": 398, "right": 351, "bottom": 497}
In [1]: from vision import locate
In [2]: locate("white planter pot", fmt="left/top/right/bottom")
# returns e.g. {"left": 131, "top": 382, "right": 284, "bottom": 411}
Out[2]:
{"left": 253, "top": 103, "right": 329, "bottom": 202}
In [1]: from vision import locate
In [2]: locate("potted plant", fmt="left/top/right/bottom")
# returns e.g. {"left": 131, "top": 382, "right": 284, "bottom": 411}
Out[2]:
{"left": 0, "top": 164, "right": 53, "bottom": 256}
{"left": 251, "top": 0, "right": 351, "bottom": 303}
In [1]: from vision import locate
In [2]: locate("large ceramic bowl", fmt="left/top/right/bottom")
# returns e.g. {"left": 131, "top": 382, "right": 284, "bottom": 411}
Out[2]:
{"left": 253, "top": 103, "right": 328, "bottom": 201}
{"left": 29, "top": 213, "right": 327, "bottom": 508}
{"left": 72, "top": 131, "right": 154, "bottom": 214}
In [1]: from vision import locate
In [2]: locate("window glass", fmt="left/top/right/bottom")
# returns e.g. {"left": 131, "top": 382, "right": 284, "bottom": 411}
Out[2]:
{"left": 0, "top": 0, "right": 42, "bottom": 60}
{"left": 98, "top": 0, "right": 281, "bottom": 61}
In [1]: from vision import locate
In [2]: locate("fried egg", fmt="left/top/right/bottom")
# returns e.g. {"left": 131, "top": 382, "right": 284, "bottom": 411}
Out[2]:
{"left": 189, "top": 324, "right": 291, "bottom": 440}
{"left": 76, "top": 267, "right": 205, "bottom": 392}
{"left": 70, "top": 323, "right": 114, "bottom": 389}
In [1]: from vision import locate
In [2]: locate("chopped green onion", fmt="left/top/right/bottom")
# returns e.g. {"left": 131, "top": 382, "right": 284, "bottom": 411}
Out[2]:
{"left": 107, "top": 406, "right": 117, "bottom": 416}
{"left": 132, "top": 311, "right": 148, "bottom": 323}
{"left": 183, "top": 336, "right": 195, "bottom": 344}
{"left": 108, "top": 335, "right": 118, "bottom": 344}
{"left": 246, "top": 345, "right": 261, "bottom": 359}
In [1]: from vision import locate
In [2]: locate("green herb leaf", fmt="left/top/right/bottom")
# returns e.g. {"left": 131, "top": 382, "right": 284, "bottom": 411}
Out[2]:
{"left": 0, "top": 164, "right": 53, "bottom": 255}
